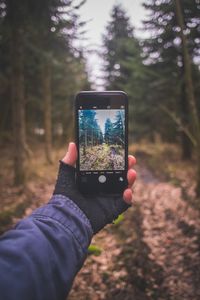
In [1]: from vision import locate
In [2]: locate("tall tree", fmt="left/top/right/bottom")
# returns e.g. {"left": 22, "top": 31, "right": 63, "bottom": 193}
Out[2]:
{"left": 112, "top": 111, "right": 125, "bottom": 145}
{"left": 31, "top": 0, "right": 82, "bottom": 163}
{"left": 52, "top": 52, "right": 90, "bottom": 142}
{"left": 142, "top": 0, "right": 200, "bottom": 155}
{"left": 0, "top": 0, "right": 10, "bottom": 139}
{"left": 103, "top": 4, "right": 140, "bottom": 89}
{"left": 104, "top": 118, "right": 113, "bottom": 145}
{"left": 79, "top": 110, "right": 103, "bottom": 153}
{"left": 102, "top": 4, "right": 144, "bottom": 137}
{"left": 41, "top": 56, "right": 53, "bottom": 163}
{"left": 175, "top": 0, "right": 200, "bottom": 196}
{"left": 0, "top": 0, "right": 90, "bottom": 180}
{"left": 4, "top": 0, "right": 28, "bottom": 184}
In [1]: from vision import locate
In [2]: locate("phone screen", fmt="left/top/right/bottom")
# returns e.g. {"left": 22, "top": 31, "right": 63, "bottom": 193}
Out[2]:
{"left": 75, "top": 91, "right": 128, "bottom": 194}
{"left": 78, "top": 108, "right": 125, "bottom": 171}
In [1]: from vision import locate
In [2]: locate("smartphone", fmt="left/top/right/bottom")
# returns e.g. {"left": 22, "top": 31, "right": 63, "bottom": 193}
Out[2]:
{"left": 75, "top": 91, "right": 128, "bottom": 195}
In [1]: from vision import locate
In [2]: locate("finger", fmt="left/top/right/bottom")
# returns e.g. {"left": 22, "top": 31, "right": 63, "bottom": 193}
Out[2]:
{"left": 127, "top": 169, "right": 137, "bottom": 187}
{"left": 128, "top": 155, "right": 136, "bottom": 169}
{"left": 123, "top": 188, "right": 133, "bottom": 204}
{"left": 62, "top": 142, "right": 78, "bottom": 166}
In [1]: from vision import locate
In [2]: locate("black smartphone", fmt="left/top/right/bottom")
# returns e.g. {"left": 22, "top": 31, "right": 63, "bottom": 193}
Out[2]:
{"left": 75, "top": 91, "right": 128, "bottom": 195}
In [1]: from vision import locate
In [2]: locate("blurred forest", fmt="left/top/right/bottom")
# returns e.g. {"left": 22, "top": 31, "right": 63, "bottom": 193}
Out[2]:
{"left": 0, "top": 0, "right": 200, "bottom": 299}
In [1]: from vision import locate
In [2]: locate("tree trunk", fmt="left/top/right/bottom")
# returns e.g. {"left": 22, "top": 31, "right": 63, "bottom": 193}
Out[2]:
{"left": 175, "top": 0, "right": 200, "bottom": 197}
{"left": 180, "top": 68, "right": 192, "bottom": 160}
{"left": 92, "top": 129, "right": 93, "bottom": 146}
{"left": 41, "top": 59, "right": 53, "bottom": 164}
{"left": 196, "top": 152, "right": 200, "bottom": 198}
{"left": 11, "top": 27, "right": 26, "bottom": 185}
{"left": 181, "top": 128, "right": 192, "bottom": 160}
{"left": 84, "top": 129, "right": 87, "bottom": 155}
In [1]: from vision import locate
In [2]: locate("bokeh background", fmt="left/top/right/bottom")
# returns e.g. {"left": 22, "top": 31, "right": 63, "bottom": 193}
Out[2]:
{"left": 0, "top": 0, "right": 200, "bottom": 299}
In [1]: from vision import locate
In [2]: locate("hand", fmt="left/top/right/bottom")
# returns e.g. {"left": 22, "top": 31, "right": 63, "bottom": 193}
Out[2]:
{"left": 53, "top": 142, "right": 137, "bottom": 234}
{"left": 62, "top": 142, "right": 136, "bottom": 204}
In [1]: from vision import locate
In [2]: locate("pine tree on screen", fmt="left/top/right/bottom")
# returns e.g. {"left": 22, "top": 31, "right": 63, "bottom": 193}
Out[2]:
{"left": 104, "top": 118, "right": 113, "bottom": 145}
{"left": 112, "top": 111, "right": 125, "bottom": 146}
{"left": 79, "top": 110, "right": 103, "bottom": 150}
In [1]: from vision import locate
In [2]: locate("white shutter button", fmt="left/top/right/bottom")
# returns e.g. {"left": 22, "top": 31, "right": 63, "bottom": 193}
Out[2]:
{"left": 98, "top": 175, "right": 106, "bottom": 183}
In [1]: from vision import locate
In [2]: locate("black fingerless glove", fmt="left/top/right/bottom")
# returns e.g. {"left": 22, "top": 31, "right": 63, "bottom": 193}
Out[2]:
{"left": 53, "top": 161, "right": 130, "bottom": 234}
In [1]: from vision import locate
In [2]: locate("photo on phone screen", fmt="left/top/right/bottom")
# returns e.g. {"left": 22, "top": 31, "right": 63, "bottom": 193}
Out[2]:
{"left": 78, "top": 108, "right": 125, "bottom": 171}
{"left": 75, "top": 91, "right": 128, "bottom": 194}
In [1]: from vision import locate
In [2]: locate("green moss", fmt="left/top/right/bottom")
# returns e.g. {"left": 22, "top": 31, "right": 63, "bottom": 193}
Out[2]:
{"left": 113, "top": 214, "right": 124, "bottom": 225}
{"left": 88, "top": 244, "right": 102, "bottom": 256}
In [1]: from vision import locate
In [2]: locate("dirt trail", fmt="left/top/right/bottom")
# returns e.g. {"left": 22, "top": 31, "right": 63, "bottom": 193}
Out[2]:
{"left": 119, "top": 168, "right": 200, "bottom": 300}
{"left": 69, "top": 165, "right": 200, "bottom": 300}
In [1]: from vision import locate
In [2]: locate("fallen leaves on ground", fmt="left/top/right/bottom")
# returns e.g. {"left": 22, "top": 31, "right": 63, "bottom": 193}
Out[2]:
{"left": 68, "top": 164, "right": 200, "bottom": 300}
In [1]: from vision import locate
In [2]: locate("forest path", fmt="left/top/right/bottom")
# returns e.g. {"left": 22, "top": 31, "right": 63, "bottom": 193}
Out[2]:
{"left": 69, "top": 164, "right": 200, "bottom": 300}
{"left": 121, "top": 165, "right": 200, "bottom": 299}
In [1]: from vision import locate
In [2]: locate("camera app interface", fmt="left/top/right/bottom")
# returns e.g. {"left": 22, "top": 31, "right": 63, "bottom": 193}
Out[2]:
{"left": 79, "top": 108, "right": 125, "bottom": 171}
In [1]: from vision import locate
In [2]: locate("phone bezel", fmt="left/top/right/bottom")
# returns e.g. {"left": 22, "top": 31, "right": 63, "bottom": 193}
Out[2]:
{"left": 74, "top": 91, "right": 128, "bottom": 194}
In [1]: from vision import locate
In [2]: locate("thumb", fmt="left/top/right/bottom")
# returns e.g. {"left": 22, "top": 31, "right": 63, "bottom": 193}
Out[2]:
{"left": 62, "top": 142, "right": 78, "bottom": 166}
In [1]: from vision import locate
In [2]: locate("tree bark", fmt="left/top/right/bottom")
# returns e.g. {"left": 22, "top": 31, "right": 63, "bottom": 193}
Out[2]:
{"left": 41, "top": 59, "right": 53, "bottom": 164}
{"left": 175, "top": 0, "right": 200, "bottom": 197}
{"left": 196, "top": 152, "right": 200, "bottom": 198}
{"left": 84, "top": 129, "right": 87, "bottom": 155}
{"left": 180, "top": 68, "right": 192, "bottom": 160}
{"left": 11, "top": 27, "right": 26, "bottom": 185}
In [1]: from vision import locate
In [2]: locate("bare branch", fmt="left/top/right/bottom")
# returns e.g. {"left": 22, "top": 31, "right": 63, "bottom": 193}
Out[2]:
{"left": 160, "top": 105, "right": 197, "bottom": 147}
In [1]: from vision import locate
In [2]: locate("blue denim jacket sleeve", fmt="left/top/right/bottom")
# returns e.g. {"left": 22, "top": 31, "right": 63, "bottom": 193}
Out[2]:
{"left": 0, "top": 195, "right": 93, "bottom": 300}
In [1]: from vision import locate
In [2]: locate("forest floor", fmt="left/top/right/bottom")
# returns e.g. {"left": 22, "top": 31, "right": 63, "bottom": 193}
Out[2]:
{"left": 0, "top": 142, "right": 200, "bottom": 300}
{"left": 80, "top": 144, "right": 124, "bottom": 170}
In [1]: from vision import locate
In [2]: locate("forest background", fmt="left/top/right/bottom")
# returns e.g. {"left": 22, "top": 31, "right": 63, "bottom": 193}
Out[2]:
{"left": 0, "top": 0, "right": 200, "bottom": 299}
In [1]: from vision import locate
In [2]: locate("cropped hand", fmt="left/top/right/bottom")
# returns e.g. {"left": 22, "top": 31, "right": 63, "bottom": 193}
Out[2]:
{"left": 53, "top": 143, "right": 136, "bottom": 234}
